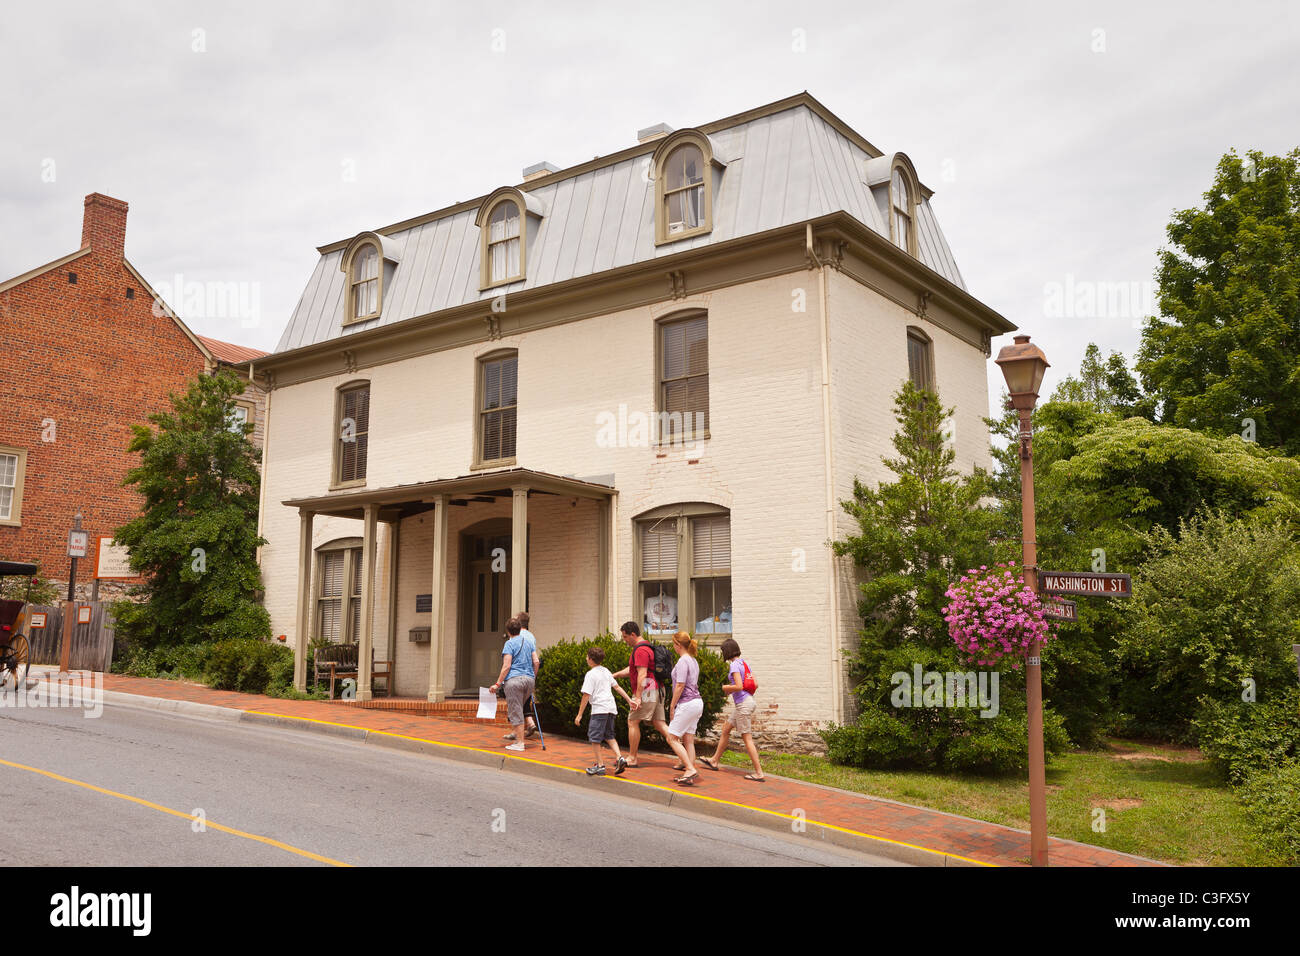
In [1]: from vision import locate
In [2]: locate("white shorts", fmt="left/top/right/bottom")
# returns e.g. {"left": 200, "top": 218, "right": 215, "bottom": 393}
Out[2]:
{"left": 668, "top": 697, "right": 703, "bottom": 738}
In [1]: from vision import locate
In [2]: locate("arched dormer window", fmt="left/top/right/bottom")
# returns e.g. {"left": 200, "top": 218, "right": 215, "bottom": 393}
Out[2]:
{"left": 652, "top": 130, "right": 724, "bottom": 246}
{"left": 339, "top": 232, "right": 401, "bottom": 327}
{"left": 864, "top": 152, "right": 923, "bottom": 258}
{"left": 888, "top": 155, "right": 920, "bottom": 256}
{"left": 477, "top": 187, "right": 546, "bottom": 291}
{"left": 891, "top": 166, "right": 916, "bottom": 255}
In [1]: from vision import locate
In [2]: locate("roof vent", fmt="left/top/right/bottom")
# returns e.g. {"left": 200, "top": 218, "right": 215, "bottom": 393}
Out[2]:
{"left": 522, "top": 161, "right": 559, "bottom": 182}
{"left": 637, "top": 123, "right": 674, "bottom": 144}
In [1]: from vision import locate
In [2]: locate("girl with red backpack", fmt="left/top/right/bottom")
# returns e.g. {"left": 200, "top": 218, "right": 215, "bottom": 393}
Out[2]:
{"left": 698, "top": 637, "right": 764, "bottom": 781}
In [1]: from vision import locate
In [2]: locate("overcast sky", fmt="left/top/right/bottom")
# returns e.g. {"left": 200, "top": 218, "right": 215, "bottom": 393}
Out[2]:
{"left": 3, "top": 0, "right": 1297, "bottom": 409}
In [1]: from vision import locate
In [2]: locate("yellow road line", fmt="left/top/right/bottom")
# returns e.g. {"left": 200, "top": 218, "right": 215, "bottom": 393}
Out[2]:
{"left": 0, "top": 756, "right": 350, "bottom": 867}
{"left": 245, "top": 709, "right": 993, "bottom": 866}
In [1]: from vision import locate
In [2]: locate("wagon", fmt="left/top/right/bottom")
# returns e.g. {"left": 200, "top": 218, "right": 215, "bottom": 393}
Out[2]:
{"left": 0, "top": 561, "right": 38, "bottom": 693}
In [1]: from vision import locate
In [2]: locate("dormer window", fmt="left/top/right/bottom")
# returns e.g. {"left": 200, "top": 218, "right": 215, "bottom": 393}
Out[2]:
{"left": 653, "top": 130, "right": 723, "bottom": 245}
{"left": 664, "top": 145, "right": 705, "bottom": 237}
{"left": 339, "top": 232, "right": 400, "bottom": 327}
{"left": 477, "top": 188, "right": 545, "bottom": 291}
{"left": 486, "top": 199, "right": 522, "bottom": 285}
{"left": 891, "top": 169, "right": 913, "bottom": 253}
{"left": 351, "top": 244, "right": 379, "bottom": 320}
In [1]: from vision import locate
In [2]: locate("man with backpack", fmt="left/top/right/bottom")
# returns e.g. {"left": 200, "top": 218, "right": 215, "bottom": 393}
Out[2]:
{"left": 610, "top": 621, "right": 671, "bottom": 774}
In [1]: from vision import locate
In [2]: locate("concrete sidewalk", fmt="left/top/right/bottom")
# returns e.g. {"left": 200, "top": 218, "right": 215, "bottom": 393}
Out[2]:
{"left": 25, "top": 668, "right": 1166, "bottom": 867}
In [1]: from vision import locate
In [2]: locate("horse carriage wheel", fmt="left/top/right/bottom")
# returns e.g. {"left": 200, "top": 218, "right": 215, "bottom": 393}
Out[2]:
{"left": 2, "top": 635, "right": 29, "bottom": 693}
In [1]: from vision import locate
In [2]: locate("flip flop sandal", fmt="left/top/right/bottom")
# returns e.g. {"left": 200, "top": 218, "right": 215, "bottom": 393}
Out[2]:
{"left": 698, "top": 758, "right": 720, "bottom": 771}
{"left": 672, "top": 763, "right": 686, "bottom": 771}
{"left": 675, "top": 773, "right": 699, "bottom": 786}
{"left": 744, "top": 774, "right": 766, "bottom": 782}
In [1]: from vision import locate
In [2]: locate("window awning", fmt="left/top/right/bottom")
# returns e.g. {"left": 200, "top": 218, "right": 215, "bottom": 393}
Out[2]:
{"left": 282, "top": 467, "right": 616, "bottom": 520}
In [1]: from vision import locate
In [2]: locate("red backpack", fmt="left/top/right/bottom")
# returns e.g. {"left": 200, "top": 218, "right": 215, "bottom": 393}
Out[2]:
{"left": 738, "top": 658, "right": 757, "bottom": 695}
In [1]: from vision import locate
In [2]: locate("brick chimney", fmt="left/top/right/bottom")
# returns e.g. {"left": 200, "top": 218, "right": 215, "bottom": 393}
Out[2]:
{"left": 81, "top": 193, "right": 129, "bottom": 257}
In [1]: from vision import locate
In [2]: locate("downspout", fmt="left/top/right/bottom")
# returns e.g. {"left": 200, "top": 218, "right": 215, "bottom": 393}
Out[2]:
{"left": 255, "top": 370, "right": 272, "bottom": 590}
{"left": 808, "top": 224, "right": 843, "bottom": 726}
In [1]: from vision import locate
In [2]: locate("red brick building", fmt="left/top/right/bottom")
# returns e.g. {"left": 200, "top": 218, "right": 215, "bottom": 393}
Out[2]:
{"left": 0, "top": 193, "right": 248, "bottom": 597}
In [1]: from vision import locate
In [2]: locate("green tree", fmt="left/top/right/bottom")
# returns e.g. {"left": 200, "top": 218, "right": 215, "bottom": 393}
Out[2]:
{"left": 1118, "top": 512, "right": 1300, "bottom": 740}
{"left": 826, "top": 383, "right": 1070, "bottom": 772}
{"left": 111, "top": 370, "right": 270, "bottom": 649}
{"left": 1138, "top": 147, "right": 1300, "bottom": 454}
{"left": 987, "top": 401, "right": 1300, "bottom": 744}
{"left": 1051, "top": 343, "right": 1152, "bottom": 418}
{"left": 833, "top": 381, "right": 1004, "bottom": 670}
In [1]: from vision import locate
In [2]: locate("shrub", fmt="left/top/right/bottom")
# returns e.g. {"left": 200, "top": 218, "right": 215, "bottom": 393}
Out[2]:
{"left": 0, "top": 567, "right": 59, "bottom": 605}
{"left": 1192, "top": 687, "right": 1300, "bottom": 784}
{"left": 1116, "top": 512, "right": 1300, "bottom": 740}
{"left": 203, "top": 637, "right": 292, "bottom": 694}
{"left": 535, "top": 633, "right": 725, "bottom": 747}
{"left": 114, "top": 642, "right": 212, "bottom": 681}
{"left": 820, "top": 641, "right": 1072, "bottom": 774}
{"left": 1237, "top": 758, "right": 1300, "bottom": 863}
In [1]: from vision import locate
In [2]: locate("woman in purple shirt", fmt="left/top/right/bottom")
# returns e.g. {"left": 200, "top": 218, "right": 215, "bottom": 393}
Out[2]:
{"left": 666, "top": 630, "right": 703, "bottom": 785}
{"left": 698, "top": 637, "right": 764, "bottom": 781}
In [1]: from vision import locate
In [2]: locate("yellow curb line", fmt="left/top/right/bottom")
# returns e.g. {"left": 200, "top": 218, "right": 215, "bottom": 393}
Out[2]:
{"left": 0, "top": 756, "right": 350, "bottom": 867}
{"left": 244, "top": 709, "right": 994, "bottom": 867}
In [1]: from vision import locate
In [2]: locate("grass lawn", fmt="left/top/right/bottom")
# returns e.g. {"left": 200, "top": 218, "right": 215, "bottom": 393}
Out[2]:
{"left": 719, "top": 737, "right": 1285, "bottom": 866}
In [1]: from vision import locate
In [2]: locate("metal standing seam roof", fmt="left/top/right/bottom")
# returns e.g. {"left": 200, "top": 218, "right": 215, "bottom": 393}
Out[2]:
{"left": 275, "top": 101, "right": 968, "bottom": 353}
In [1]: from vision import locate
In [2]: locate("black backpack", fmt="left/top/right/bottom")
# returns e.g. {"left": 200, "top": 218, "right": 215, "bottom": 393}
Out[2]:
{"left": 634, "top": 640, "right": 674, "bottom": 691}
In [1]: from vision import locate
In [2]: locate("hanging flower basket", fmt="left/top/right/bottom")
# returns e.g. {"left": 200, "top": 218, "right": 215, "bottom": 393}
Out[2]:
{"left": 943, "top": 562, "right": 1055, "bottom": 668}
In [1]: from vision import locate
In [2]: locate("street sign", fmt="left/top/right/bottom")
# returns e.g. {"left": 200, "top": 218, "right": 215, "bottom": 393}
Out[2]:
{"left": 1042, "top": 598, "right": 1078, "bottom": 622}
{"left": 67, "top": 530, "right": 89, "bottom": 558}
{"left": 1040, "top": 571, "right": 1131, "bottom": 598}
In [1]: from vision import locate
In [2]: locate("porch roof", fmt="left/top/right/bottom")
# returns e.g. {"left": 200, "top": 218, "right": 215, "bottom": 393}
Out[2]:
{"left": 283, "top": 467, "right": 616, "bottom": 519}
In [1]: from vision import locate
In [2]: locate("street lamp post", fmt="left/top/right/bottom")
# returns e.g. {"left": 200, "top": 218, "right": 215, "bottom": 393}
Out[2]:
{"left": 995, "top": 334, "right": 1051, "bottom": 867}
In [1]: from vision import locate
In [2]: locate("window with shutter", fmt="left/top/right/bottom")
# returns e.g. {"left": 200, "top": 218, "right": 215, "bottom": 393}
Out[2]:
{"left": 638, "top": 518, "right": 679, "bottom": 636}
{"left": 335, "top": 383, "right": 370, "bottom": 485}
{"left": 316, "top": 550, "right": 346, "bottom": 644}
{"left": 907, "top": 329, "right": 933, "bottom": 392}
{"left": 634, "top": 506, "right": 732, "bottom": 640}
{"left": 691, "top": 515, "right": 732, "bottom": 636}
{"left": 659, "top": 314, "right": 709, "bottom": 442}
{"left": 479, "top": 353, "right": 518, "bottom": 465}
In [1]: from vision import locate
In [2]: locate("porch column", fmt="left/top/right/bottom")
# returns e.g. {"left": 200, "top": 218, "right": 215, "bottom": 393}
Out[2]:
{"left": 426, "top": 495, "right": 449, "bottom": 702}
{"left": 597, "top": 499, "right": 610, "bottom": 633}
{"left": 293, "top": 509, "right": 314, "bottom": 692}
{"left": 511, "top": 485, "right": 528, "bottom": 615}
{"left": 357, "top": 503, "right": 378, "bottom": 702}
{"left": 384, "top": 519, "right": 400, "bottom": 666}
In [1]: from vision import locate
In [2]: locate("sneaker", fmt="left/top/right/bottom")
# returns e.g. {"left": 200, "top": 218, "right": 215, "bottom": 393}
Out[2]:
{"left": 586, "top": 765, "right": 606, "bottom": 776}
{"left": 614, "top": 756, "right": 627, "bottom": 776}
{"left": 525, "top": 724, "right": 538, "bottom": 738}
{"left": 502, "top": 732, "right": 516, "bottom": 740}
{"left": 505, "top": 742, "right": 525, "bottom": 752}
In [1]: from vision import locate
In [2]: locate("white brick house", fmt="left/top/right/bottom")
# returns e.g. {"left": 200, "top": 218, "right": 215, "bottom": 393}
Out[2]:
{"left": 250, "top": 93, "right": 1013, "bottom": 748}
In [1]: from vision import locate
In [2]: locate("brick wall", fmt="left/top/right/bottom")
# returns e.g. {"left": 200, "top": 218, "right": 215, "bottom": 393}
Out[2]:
{"left": 0, "top": 195, "right": 208, "bottom": 588}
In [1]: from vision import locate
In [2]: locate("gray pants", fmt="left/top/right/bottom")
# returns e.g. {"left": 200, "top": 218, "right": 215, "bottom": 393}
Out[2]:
{"left": 504, "top": 675, "right": 535, "bottom": 726}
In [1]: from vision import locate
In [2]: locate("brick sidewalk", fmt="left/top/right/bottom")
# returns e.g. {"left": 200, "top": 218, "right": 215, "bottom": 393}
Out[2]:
{"left": 77, "top": 671, "right": 1163, "bottom": 867}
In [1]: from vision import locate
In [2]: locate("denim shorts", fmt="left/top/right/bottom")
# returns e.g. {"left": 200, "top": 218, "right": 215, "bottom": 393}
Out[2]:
{"left": 587, "top": 711, "right": 616, "bottom": 743}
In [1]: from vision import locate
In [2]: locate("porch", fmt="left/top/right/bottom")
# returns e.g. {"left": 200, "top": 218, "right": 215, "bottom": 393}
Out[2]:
{"left": 283, "top": 468, "right": 617, "bottom": 701}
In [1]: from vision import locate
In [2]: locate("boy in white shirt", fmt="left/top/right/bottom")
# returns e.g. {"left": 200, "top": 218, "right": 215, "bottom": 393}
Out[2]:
{"left": 575, "top": 646, "right": 634, "bottom": 776}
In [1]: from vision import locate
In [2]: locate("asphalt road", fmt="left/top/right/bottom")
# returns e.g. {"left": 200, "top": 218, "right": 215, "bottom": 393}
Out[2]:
{"left": 0, "top": 700, "right": 903, "bottom": 867}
